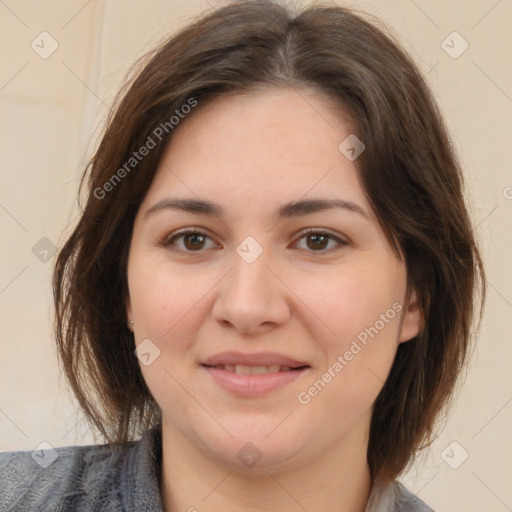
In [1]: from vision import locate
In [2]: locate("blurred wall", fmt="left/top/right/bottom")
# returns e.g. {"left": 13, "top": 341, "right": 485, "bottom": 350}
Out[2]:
{"left": 1, "top": 1, "right": 511, "bottom": 510}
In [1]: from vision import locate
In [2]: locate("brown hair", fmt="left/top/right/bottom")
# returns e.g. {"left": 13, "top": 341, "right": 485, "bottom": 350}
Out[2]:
{"left": 53, "top": 0, "right": 485, "bottom": 486}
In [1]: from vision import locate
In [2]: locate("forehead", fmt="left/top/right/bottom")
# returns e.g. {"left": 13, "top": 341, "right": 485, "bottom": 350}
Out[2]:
{"left": 141, "top": 87, "right": 370, "bottom": 218}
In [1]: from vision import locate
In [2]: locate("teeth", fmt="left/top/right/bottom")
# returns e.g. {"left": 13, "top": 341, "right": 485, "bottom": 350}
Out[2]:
{"left": 235, "top": 365, "right": 252, "bottom": 375}
{"left": 215, "top": 364, "right": 293, "bottom": 374}
{"left": 250, "top": 366, "right": 269, "bottom": 374}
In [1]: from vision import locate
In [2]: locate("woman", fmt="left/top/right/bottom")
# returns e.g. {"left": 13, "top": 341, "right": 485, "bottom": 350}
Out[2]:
{"left": 0, "top": 1, "right": 484, "bottom": 511}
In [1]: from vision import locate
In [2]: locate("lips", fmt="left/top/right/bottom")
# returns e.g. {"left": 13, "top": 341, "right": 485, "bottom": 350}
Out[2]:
{"left": 212, "top": 364, "right": 293, "bottom": 375}
{"left": 201, "top": 351, "right": 309, "bottom": 369}
{"left": 200, "top": 351, "right": 311, "bottom": 397}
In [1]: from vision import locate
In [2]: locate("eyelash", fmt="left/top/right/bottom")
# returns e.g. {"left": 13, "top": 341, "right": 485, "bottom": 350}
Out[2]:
{"left": 162, "top": 227, "right": 348, "bottom": 254}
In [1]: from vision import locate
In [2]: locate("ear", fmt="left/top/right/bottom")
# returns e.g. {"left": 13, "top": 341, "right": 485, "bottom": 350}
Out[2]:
{"left": 398, "top": 290, "right": 422, "bottom": 343}
{"left": 125, "top": 297, "right": 134, "bottom": 332}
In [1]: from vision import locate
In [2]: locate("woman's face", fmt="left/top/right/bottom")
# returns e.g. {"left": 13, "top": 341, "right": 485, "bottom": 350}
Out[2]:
{"left": 126, "top": 87, "right": 421, "bottom": 472}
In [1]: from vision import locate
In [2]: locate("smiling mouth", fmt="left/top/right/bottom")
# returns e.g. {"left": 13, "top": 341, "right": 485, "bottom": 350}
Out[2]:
{"left": 202, "top": 364, "right": 309, "bottom": 375}
{"left": 201, "top": 363, "right": 310, "bottom": 397}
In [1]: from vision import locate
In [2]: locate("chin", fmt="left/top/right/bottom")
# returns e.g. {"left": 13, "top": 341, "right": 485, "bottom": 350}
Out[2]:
{"left": 193, "top": 425, "right": 307, "bottom": 474}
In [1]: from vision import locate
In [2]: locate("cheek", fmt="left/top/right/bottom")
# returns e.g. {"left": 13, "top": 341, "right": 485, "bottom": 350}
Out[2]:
{"left": 128, "top": 255, "right": 210, "bottom": 339}
{"left": 295, "top": 270, "right": 404, "bottom": 432}
{"left": 300, "top": 259, "right": 405, "bottom": 348}
{"left": 301, "top": 259, "right": 405, "bottom": 404}
{"left": 128, "top": 257, "right": 211, "bottom": 420}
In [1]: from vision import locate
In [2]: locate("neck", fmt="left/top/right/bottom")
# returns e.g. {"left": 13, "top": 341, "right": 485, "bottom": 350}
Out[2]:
{"left": 160, "top": 420, "right": 372, "bottom": 512}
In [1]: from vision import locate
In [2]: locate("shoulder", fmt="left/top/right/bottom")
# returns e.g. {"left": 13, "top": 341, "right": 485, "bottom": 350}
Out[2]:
{"left": 366, "top": 480, "right": 436, "bottom": 512}
{"left": 0, "top": 442, "right": 126, "bottom": 511}
{"left": 394, "top": 482, "right": 435, "bottom": 512}
{"left": 0, "top": 426, "right": 163, "bottom": 511}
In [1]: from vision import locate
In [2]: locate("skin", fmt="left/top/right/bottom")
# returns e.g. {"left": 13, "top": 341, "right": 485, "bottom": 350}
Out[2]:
{"left": 125, "top": 87, "right": 421, "bottom": 512}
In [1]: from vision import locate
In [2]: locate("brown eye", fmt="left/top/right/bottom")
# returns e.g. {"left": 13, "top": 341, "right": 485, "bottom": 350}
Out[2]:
{"left": 164, "top": 229, "right": 346, "bottom": 254}
{"left": 305, "top": 233, "right": 329, "bottom": 251}
{"left": 164, "top": 230, "right": 216, "bottom": 252}
{"left": 295, "top": 230, "right": 347, "bottom": 252}
{"left": 182, "top": 233, "right": 206, "bottom": 250}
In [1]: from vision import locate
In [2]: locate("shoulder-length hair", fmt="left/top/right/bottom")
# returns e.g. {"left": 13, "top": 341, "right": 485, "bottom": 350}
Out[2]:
{"left": 53, "top": 0, "right": 485, "bottom": 486}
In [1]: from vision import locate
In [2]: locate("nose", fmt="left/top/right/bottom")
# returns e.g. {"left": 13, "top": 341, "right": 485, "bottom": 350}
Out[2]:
{"left": 211, "top": 246, "right": 291, "bottom": 334}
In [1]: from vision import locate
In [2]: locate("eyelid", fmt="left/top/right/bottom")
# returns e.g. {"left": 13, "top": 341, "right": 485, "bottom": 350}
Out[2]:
{"left": 296, "top": 227, "right": 348, "bottom": 244}
{"left": 162, "top": 227, "right": 219, "bottom": 250}
{"left": 162, "top": 226, "right": 348, "bottom": 253}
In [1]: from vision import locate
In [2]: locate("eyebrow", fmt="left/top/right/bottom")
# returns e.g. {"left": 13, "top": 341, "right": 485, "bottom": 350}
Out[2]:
{"left": 144, "top": 197, "right": 369, "bottom": 221}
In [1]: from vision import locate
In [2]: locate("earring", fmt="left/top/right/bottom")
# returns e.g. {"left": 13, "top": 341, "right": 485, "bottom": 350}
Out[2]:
{"left": 129, "top": 319, "right": 134, "bottom": 325}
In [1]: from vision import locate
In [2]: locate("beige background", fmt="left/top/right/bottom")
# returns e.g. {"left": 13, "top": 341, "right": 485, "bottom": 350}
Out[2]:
{"left": 1, "top": 0, "right": 511, "bottom": 510}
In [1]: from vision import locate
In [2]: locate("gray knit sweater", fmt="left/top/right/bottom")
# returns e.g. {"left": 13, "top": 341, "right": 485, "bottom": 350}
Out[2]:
{"left": 0, "top": 426, "right": 434, "bottom": 511}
